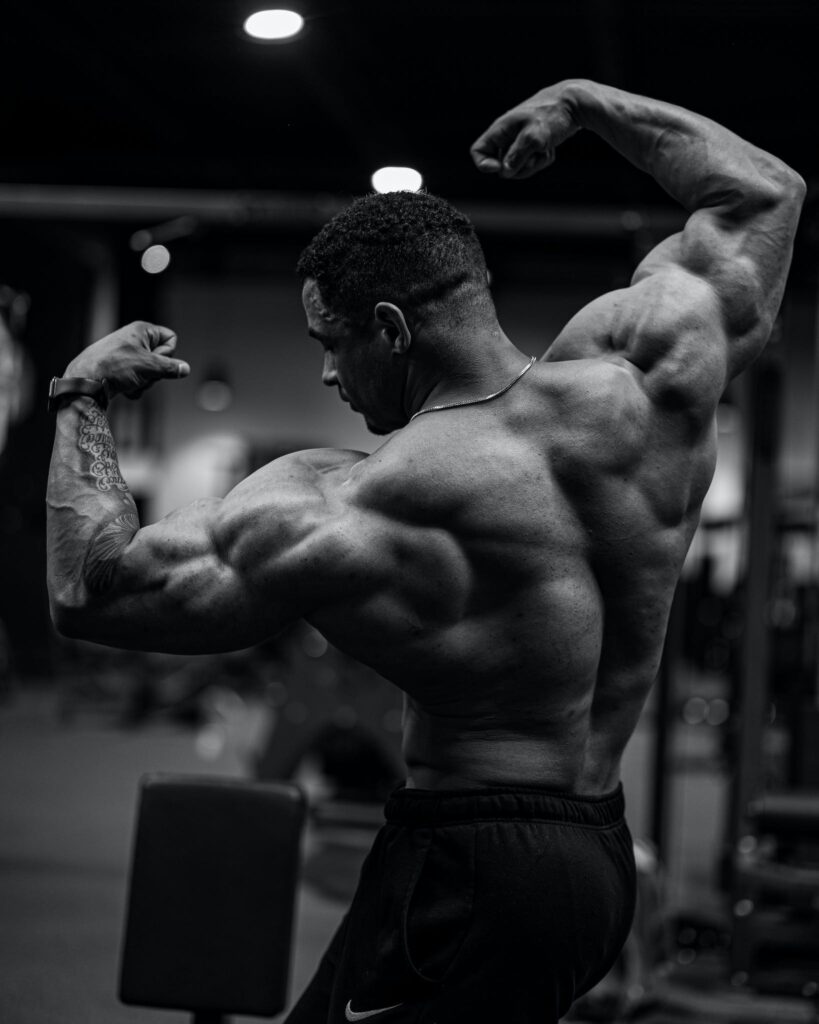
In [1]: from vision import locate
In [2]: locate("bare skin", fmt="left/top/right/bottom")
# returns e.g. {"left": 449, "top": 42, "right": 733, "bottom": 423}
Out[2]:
{"left": 47, "top": 80, "right": 805, "bottom": 794}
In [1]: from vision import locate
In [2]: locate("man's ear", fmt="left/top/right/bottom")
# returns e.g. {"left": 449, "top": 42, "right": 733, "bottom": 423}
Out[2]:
{"left": 374, "top": 302, "right": 411, "bottom": 354}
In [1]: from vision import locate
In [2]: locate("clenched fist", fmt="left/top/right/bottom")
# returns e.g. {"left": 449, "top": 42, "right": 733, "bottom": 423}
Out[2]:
{"left": 471, "top": 81, "right": 583, "bottom": 180}
{"left": 65, "top": 321, "right": 190, "bottom": 400}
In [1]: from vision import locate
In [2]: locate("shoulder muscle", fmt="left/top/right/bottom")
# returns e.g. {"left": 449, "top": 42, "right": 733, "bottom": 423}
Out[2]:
{"left": 613, "top": 267, "right": 728, "bottom": 423}
{"left": 214, "top": 448, "right": 371, "bottom": 597}
{"left": 545, "top": 269, "right": 727, "bottom": 434}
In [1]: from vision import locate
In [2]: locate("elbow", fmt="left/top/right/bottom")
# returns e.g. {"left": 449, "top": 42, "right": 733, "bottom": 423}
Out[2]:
{"left": 52, "top": 611, "right": 82, "bottom": 641}
{"left": 785, "top": 171, "right": 807, "bottom": 204}
{"left": 765, "top": 168, "right": 807, "bottom": 210}
{"left": 50, "top": 600, "right": 80, "bottom": 641}
{"left": 49, "top": 585, "right": 92, "bottom": 641}
{"left": 730, "top": 168, "right": 807, "bottom": 219}
{"left": 775, "top": 171, "right": 807, "bottom": 214}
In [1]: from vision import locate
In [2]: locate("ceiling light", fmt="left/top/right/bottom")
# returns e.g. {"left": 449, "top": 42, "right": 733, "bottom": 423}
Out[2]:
{"left": 140, "top": 245, "right": 171, "bottom": 274}
{"left": 371, "top": 167, "right": 423, "bottom": 193}
{"left": 244, "top": 9, "right": 304, "bottom": 40}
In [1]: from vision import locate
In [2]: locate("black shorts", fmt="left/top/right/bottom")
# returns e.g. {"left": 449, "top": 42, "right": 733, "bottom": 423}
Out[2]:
{"left": 285, "top": 783, "right": 636, "bottom": 1024}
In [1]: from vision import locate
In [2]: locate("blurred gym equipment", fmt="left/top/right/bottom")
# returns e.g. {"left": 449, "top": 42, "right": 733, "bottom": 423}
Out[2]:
{"left": 731, "top": 791, "right": 819, "bottom": 997}
{"left": 119, "top": 774, "right": 306, "bottom": 1023}
{"left": 574, "top": 342, "right": 819, "bottom": 1021}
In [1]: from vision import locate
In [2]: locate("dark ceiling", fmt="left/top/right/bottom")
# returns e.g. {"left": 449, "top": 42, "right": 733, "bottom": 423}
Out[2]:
{"left": 3, "top": 0, "right": 818, "bottom": 212}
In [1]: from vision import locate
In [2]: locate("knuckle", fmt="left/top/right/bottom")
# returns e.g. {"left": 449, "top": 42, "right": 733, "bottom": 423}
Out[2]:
{"left": 523, "top": 124, "right": 545, "bottom": 146}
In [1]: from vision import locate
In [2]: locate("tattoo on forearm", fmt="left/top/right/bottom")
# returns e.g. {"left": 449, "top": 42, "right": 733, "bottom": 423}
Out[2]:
{"left": 83, "top": 513, "right": 139, "bottom": 595}
{"left": 78, "top": 404, "right": 129, "bottom": 495}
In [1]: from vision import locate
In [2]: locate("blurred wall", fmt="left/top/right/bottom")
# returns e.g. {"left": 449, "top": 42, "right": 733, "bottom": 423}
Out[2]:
{"left": 150, "top": 274, "right": 374, "bottom": 521}
{"left": 159, "top": 276, "right": 358, "bottom": 455}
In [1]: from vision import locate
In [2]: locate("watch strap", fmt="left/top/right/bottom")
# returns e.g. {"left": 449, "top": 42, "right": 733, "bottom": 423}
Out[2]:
{"left": 48, "top": 376, "right": 109, "bottom": 413}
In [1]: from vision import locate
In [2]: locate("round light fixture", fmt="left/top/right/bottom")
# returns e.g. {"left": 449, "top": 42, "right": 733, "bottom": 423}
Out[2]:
{"left": 371, "top": 166, "right": 423, "bottom": 194}
{"left": 243, "top": 9, "right": 304, "bottom": 40}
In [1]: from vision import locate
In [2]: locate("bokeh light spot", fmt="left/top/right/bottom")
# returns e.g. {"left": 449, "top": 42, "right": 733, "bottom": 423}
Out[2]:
{"left": 140, "top": 245, "right": 171, "bottom": 274}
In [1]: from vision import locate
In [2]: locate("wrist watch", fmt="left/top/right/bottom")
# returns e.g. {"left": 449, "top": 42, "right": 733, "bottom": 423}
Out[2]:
{"left": 48, "top": 377, "right": 109, "bottom": 413}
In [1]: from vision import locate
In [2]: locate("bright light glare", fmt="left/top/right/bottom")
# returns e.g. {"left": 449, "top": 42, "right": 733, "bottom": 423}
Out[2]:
{"left": 371, "top": 166, "right": 423, "bottom": 194}
{"left": 244, "top": 9, "right": 304, "bottom": 40}
{"left": 141, "top": 245, "right": 171, "bottom": 274}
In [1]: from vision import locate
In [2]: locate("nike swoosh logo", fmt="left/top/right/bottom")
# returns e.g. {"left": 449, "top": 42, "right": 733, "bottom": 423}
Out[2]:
{"left": 345, "top": 999, "right": 404, "bottom": 1021}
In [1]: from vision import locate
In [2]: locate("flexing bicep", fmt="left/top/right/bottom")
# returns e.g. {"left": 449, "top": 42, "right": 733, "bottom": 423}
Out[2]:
{"left": 546, "top": 174, "right": 803, "bottom": 420}
{"left": 56, "top": 448, "right": 375, "bottom": 655}
{"left": 59, "top": 498, "right": 285, "bottom": 653}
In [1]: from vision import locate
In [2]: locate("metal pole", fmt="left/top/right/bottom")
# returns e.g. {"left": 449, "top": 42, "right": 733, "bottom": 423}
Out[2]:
{"left": 650, "top": 585, "right": 683, "bottom": 861}
{"left": 813, "top": 272, "right": 819, "bottom": 708}
{"left": 0, "top": 182, "right": 684, "bottom": 237}
{"left": 729, "top": 347, "right": 782, "bottom": 853}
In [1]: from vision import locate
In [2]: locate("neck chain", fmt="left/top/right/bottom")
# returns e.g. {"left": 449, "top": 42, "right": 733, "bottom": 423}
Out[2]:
{"left": 409, "top": 356, "right": 537, "bottom": 423}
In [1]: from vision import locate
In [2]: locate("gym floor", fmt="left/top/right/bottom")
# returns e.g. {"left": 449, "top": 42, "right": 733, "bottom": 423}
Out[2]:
{"left": 0, "top": 679, "right": 811, "bottom": 1024}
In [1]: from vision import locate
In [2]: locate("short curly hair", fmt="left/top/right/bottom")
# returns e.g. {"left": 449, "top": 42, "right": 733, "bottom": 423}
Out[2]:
{"left": 296, "top": 191, "right": 489, "bottom": 326}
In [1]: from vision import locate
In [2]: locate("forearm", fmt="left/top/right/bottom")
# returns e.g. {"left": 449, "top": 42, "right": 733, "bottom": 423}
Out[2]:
{"left": 47, "top": 397, "right": 139, "bottom": 628}
{"left": 564, "top": 79, "right": 804, "bottom": 212}
{"left": 47, "top": 395, "right": 278, "bottom": 653}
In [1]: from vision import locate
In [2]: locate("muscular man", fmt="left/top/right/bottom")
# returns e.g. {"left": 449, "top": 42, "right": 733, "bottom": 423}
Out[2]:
{"left": 47, "top": 81, "right": 804, "bottom": 1022}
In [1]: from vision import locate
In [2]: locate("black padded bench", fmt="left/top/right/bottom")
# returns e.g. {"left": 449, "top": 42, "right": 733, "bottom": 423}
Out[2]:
{"left": 119, "top": 774, "right": 306, "bottom": 1023}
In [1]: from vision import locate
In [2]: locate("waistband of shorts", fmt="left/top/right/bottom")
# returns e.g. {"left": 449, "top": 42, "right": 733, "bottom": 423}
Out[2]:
{"left": 384, "top": 781, "right": 625, "bottom": 828}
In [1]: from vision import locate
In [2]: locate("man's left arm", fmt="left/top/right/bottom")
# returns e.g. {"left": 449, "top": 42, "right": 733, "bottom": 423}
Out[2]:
{"left": 48, "top": 322, "right": 185, "bottom": 628}
{"left": 47, "top": 322, "right": 307, "bottom": 653}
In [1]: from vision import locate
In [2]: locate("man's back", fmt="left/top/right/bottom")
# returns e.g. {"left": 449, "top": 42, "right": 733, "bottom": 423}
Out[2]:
{"left": 305, "top": 352, "right": 718, "bottom": 793}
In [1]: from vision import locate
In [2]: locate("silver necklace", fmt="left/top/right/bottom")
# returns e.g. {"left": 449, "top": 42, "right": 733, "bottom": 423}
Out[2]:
{"left": 409, "top": 356, "right": 537, "bottom": 422}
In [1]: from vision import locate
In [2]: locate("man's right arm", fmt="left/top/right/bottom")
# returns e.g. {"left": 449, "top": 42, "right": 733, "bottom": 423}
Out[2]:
{"left": 472, "top": 81, "right": 805, "bottom": 410}
{"left": 564, "top": 80, "right": 805, "bottom": 377}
